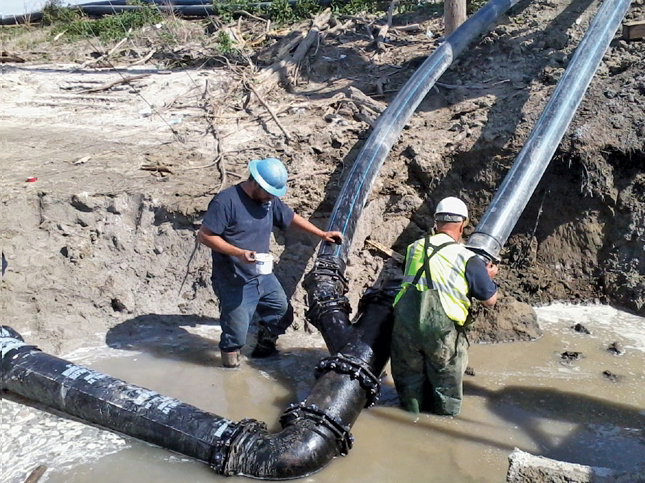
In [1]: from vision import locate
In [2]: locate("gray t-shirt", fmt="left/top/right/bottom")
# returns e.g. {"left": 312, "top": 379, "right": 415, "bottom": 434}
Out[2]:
{"left": 203, "top": 184, "right": 294, "bottom": 284}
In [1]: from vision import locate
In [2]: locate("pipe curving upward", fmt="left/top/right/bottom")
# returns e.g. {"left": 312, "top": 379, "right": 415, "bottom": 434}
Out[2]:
{"left": 316, "top": 0, "right": 522, "bottom": 269}
{"left": 302, "top": 0, "right": 522, "bottom": 353}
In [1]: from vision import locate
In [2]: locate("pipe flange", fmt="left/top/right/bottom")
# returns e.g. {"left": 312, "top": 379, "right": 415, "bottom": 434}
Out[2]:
{"left": 305, "top": 296, "right": 352, "bottom": 324}
{"left": 210, "top": 418, "right": 266, "bottom": 475}
{"left": 314, "top": 354, "right": 381, "bottom": 408}
{"left": 280, "top": 403, "right": 354, "bottom": 456}
{"left": 302, "top": 258, "right": 349, "bottom": 295}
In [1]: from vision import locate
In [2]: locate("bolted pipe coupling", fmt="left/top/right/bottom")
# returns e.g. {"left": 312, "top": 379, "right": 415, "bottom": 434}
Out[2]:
{"left": 315, "top": 354, "right": 381, "bottom": 408}
{"left": 303, "top": 256, "right": 351, "bottom": 329}
{"left": 280, "top": 403, "right": 354, "bottom": 456}
{"left": 211, "top": 418, "right": 267, "bottom": 475}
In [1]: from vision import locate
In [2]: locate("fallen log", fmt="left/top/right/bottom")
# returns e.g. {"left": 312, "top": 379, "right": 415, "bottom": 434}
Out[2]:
{"left": 1, "top": 51, "right": 26, "bottom": 63}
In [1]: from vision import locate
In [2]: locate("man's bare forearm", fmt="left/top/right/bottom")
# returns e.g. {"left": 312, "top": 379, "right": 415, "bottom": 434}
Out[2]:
{"left": 291, "top": 214, "right": 344, "bottom": 244}
{"left": 198, "top": 227, "right": 243, "bottom": 257}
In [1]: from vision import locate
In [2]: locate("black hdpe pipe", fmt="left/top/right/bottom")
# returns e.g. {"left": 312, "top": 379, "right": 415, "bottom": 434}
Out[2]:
{"left": 303, "top": 0, "right": 521, "bottom": 346}
{"left": 1, "top": 287, "right": 395, "bottom": 479}
{"left": 466, "top": 0, "right": 633, "bottom": 262}
{"left": 2, "top": 0, "right": 514, "bottom": 478}
{"left": 317, "top": 0, "right": 521, "bottom": 268}
{"left": 78, "top": 5, "right": 218, "bottom": 16}
{"left": 77, "top": 0, "right": 334, "bottom": 16}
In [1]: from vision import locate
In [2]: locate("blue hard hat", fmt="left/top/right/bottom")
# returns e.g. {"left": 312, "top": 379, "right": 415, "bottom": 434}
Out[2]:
{"left": 249, "top": 158, "right": 288, "bottom": 197}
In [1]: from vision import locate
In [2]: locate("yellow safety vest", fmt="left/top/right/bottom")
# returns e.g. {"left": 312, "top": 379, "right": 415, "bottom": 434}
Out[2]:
{"left": 394, "top": 233, "right": 476, "bottom": 325}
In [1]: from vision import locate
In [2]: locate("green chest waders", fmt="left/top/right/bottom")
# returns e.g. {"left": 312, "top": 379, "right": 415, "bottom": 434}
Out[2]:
{"left": 391, "top": 236, "right": 470, "bottom": 416}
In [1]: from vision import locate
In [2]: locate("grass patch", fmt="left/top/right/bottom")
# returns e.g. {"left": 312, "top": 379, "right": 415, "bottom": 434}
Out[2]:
{"left": 212, "top": 0, "right": 324, "bottom": 25}
{"left": 211, "top": 0, "right": 390, "bottom": 25}
{"left": 1, "top": 24, "right": 53, "bottom": 52}
{"left": 1, "top": 25, "right": 35, "bottom": 42}
{"left": 44, "top": 2, "right": 162, "bottom": 41}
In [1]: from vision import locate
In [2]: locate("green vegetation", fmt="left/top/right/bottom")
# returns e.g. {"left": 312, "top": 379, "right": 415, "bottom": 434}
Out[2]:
{"left": 265, "top": 0, "right": 299, "bottom": 24}
{"left": 0, "top": 25, "right": 33, "bottom": 42}
{"left": 332, "top": 0, "right": 384, "bottom": 16}
{"left": 467, "top": 0, "right": 487, "bottom": 14}
{"left": 210, "top": 0, "right": 395, "bottom": 25}
{"left": 43, "top": 1, "right": 162, "bottom": 41}
{"left": 212, "top": 0, "right": 324, "bottom": 25}
{"left": 216, "top": 30, "right": 235, "bottom": 53}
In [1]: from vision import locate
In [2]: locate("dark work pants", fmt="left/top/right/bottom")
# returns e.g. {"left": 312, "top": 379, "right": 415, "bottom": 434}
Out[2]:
{"left": 391, "top": 288, "right": 468, "bottom": 416}
{"left": 212, "top": 274, "right": 293, "bottom": 353}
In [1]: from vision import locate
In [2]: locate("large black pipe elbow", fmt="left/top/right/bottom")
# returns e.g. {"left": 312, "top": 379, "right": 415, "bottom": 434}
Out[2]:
{"left": 1, "top": 285, "right": 394, "bottom": 480}
{"left": 220, "top": 422, "right": 340, "bottom": 479}
{"left": 222, "top": 285, "right": 396, "bottom": 478}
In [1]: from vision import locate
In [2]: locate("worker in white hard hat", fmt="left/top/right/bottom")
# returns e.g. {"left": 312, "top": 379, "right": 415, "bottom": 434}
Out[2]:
{"left": 198, "top": 158, "right": 343, "bottom": 368}
{"left": 390, "top": 196, "right": 498, "bottom": 415}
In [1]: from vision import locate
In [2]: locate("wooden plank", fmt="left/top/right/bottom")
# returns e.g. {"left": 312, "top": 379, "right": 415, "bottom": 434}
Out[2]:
{"left": 623, "top": 20, "right": 645, "bottom": 40}
{"left": 365, "top": 239, "right": 405, "bottom": 263}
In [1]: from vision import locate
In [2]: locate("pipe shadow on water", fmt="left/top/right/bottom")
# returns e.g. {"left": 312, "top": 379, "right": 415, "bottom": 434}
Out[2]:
{"left": 106, "top": 314, "right": 221, "bottom": 367}
{"left": 372, "top": 381, "right": 645, "bottom": 472}
{"left": 462, "top": 382, "right": 645, "bottom": 471}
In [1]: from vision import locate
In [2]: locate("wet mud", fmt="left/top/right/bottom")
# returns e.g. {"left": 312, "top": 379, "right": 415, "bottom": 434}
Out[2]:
{"left": 3, "top": 305, "right": 644, "bottom": 483}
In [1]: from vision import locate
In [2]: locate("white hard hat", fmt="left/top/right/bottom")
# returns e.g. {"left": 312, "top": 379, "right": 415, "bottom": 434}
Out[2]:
{"left": 435, "top": 197, "right": 469, "bottom": 222}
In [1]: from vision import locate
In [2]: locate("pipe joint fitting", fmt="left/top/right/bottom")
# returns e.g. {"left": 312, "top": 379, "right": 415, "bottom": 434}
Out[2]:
{"left": 303, "top": 257, "right": 352, "bottom": 329}
{"left": 280, "top": 403, "right": 354, "bottom": 456}
{"left": 211, "top": 418, "right": 266, "bottom": 475}
{"left": 315, "top": 353, "right": 381, "bottom": 408}
{"left": 305, "top": 297, "right": 352, "bottom": 330}
{"left": 357, "top": 285, "right": 398, "bottom": 313}
{"left": 303, "top": 257, "right": 349, "bottom": 297}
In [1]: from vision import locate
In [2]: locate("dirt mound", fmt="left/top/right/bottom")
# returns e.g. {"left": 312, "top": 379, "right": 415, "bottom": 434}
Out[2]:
{"left": 469, "top": 296, "right": 541, "bottom": 343}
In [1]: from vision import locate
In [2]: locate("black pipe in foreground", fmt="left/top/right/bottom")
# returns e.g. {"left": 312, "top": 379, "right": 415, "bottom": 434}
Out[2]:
{"left": 467, "top": 0, "right": 633, "bottom": 261}
{"left": 1, "top": 284, "right": 396, "bottom": 479}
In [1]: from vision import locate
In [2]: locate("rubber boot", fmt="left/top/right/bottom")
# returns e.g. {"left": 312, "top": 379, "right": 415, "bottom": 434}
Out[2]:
{"left": 251, "top": 327, "right": 279, "bottom": 358}
{"left": 221, "top": 350, "right": 240, "bottom": 368}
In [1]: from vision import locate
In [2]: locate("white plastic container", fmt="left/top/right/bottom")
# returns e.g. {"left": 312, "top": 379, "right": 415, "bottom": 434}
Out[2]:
{"left": 255, "top": 253, "right": 274, "bottom": 275}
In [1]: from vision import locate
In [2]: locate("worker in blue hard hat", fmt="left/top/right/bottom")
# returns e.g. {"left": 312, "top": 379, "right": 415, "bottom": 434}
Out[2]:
{"left": 390, "top": 196, "right": 498, "bottom": 415}
{"left": 198, "top": 158, "right": 343, "bottom": 368}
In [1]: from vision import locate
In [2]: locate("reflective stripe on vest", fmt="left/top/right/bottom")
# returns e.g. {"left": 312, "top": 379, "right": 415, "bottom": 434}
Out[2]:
{"left": 395, "top": 233, "right": 475, "bottom": 325}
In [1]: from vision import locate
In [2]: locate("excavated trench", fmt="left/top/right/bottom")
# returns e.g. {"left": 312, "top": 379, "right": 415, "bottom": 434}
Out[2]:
{"left": 2, "top": 140, "right": 644, "bottom": 482}
{"left": 2, "top": 0, "right": 645, "bottom": 480}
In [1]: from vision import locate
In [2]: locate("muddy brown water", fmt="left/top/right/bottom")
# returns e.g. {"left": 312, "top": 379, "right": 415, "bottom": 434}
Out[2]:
{"left": 3, "top": 304, "right": 644, "bottom": 483}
